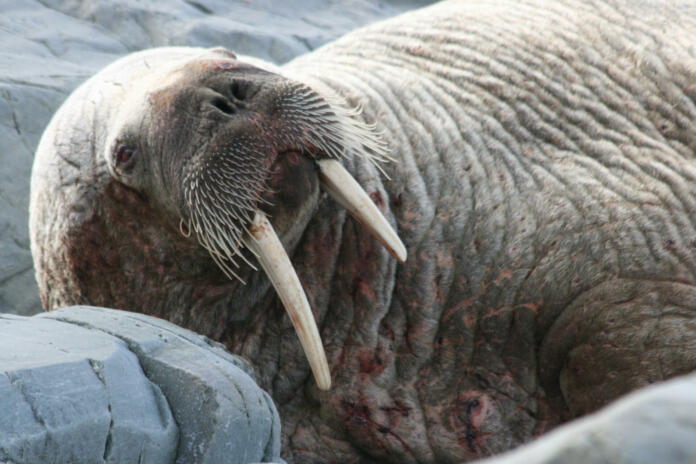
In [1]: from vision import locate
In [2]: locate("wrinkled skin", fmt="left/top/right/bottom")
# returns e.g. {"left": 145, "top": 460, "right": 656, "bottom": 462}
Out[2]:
{"left": 30, "top": 1, "right": 696, "bottom": 462}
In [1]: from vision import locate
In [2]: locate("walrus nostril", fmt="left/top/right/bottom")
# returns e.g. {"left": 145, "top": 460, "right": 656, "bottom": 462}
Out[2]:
{"left": 211, "top": 96, "right": 235, "bottom": 115}
{"left": 230, "top": 81, "right": 246, "bottom": 101}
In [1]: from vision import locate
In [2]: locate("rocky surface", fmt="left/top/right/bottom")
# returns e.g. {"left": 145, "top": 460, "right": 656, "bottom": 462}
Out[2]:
{"left": 0, "top": 0, "right": 433, "bottom": 316}
{"left": 0, "top": 305, "right": 281, "bottom": 464}
{"left": 483, "top": 372, "right": 696, "bottom": 464}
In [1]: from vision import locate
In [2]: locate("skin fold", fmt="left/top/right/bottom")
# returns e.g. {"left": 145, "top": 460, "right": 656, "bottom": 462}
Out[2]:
{"left": 29, "top": 1, "right": 696, "bottom": 462}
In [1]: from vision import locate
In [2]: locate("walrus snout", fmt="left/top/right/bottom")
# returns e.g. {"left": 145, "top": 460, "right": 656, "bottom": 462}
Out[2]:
{"left": 167, "top": 64, "right": 409, "bottom": 389}
{"left": 170, "top": 61, "right": 411, "bottom": 390}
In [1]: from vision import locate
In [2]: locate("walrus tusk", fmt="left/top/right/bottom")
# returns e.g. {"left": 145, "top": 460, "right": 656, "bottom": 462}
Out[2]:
{"left": 243, "top": 210, "right": 332, "bottom": 391}
{"left": 317, "top": 159, "right": 407, "bottom": 263}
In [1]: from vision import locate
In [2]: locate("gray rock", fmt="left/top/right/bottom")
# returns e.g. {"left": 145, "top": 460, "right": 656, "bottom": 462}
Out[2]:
{"left": 0, "top": 2, "right": 127, "bottom": 316}
{"left": 1, "top": 306, "right": 283, "bottom": 464}
{"left": 41, "top": 306, "right": 282, "bottom": 464}
{"left": 479, "top": 372, "right": 696, "bottom": 464}
{"left": 37, "top": 0, "right": 432, "bottom": 63}
{"left": 0, "top": 313, "right": 176, "bottom": 464}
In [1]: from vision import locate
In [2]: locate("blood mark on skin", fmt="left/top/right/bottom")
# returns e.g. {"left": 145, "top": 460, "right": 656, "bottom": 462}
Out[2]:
{"left": 341, "top": 397, "right": 416, "bottom": 456}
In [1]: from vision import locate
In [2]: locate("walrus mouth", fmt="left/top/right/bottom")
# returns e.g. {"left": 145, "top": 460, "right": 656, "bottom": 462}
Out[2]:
{"left": 184, "top": 84, "right": 407, "bottom": 390}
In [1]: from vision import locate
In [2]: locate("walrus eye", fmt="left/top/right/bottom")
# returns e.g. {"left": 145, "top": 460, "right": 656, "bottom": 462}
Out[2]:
{"left": 116, "top": 145, "right": 137, "bottom": 170}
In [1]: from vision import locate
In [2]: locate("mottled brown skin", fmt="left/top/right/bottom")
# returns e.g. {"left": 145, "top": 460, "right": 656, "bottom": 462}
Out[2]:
{"left": 30, "top": 1, "right": 696, "bottom": 463}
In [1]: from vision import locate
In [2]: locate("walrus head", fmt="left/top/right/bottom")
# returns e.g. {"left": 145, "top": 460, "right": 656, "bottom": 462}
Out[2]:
{"left": 31, "top": 46, "right": 406, "bottom": 390}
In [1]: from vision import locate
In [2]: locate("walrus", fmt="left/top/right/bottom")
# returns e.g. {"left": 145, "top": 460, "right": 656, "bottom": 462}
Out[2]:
{"left": 29, "top": 0, "right": 696, "bottom": 462}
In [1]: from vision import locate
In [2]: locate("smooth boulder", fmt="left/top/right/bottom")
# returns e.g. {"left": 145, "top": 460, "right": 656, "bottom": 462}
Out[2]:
{"left": 0, "top": 306, "right": 282, "bottom": 464}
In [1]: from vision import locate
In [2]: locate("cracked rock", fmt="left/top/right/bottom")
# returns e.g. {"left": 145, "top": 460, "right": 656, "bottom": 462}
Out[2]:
{"left": 1, "top": 306, "right": 283, "bottom": 464}
{"left": 0, "top": 313, "right": 175, "bottom": 463}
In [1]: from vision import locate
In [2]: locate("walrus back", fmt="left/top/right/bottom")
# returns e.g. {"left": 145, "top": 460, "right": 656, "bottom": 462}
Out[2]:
{"left": 278, "top": 1, "right": 696, "bottom": 459}
{"left": 285, "top": 0, "right": 696, "bottom": 326}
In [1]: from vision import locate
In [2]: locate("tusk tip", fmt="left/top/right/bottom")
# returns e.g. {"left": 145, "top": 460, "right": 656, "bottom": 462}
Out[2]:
{"left": 311, "top": 351, "right": 332, "bottom": 390}
{"left": 310, "top": 351, "right": 332, "bottom": 390}
{"left": 396, "top": 250, "right": 407, "bottom": 264}
{"left": 318, "top": 158, "right": 408, "bottom": 265}
{"left": 386, "top": 242, "right": 407, "bottom": 264}
{"left": 316, "top": 374, "right": 332, "bottom": 391}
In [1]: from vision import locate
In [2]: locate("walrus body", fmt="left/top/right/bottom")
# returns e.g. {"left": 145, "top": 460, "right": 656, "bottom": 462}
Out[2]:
{"left": 30, "top": 1, "right": 696, "bottom": 462}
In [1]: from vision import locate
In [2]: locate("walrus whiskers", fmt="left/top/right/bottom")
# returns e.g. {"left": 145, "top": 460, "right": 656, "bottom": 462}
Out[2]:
{"left": 279, "top": 84, "right": 394, "bottom": 171}
{"left": 179, "top": 218, "right": 191, "bottom": 238}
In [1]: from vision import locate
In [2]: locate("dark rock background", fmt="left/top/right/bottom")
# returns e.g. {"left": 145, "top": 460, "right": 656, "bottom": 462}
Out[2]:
{"left": 0, "top": 0, "right": 433, "bottom": 316}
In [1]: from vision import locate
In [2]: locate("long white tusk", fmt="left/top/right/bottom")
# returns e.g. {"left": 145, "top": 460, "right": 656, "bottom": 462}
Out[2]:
{"left": 243, "top": 210, "right": 331, "bottom": 391}
{"left": 318, "top": 159, "right": 407, "bottom": 263}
